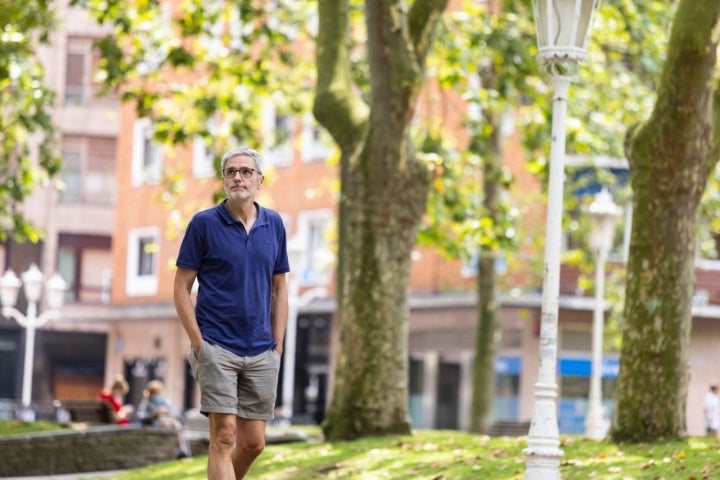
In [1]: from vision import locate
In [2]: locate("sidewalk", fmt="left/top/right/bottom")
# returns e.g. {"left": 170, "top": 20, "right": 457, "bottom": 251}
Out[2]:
{"left": 1, "top": 470, "right": 126, "bottom": 480}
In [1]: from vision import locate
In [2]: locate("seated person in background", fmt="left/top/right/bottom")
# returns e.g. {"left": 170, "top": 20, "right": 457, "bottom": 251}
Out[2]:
{"left": 98, "top": 374, "right": 132, "bottom": 426}
{"left": 137, "top": 380, "right": 192, "bottom": 458}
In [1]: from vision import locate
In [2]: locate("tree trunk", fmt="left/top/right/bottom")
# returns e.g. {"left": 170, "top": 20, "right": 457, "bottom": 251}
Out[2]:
{"left": 611, "top": 0, "right": 720, "bottom": 442}
{"left": 470, "top": 113, "right": 503, "bottom": 433}
{"left": 322, "top": 137, "right": 425, "bottom": 439}
{"left": 314, "top": 0, "right": 449, "bottom": 440}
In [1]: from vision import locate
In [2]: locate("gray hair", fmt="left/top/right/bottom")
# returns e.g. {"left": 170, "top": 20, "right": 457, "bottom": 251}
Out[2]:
{"left": 220, "top": 146, "right": 265, "bottom": 174}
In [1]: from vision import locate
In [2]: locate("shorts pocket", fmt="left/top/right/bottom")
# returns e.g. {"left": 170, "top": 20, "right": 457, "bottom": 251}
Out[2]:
{"left": 187, "top": 341, "right": 203, "bottom": 380}
{"left": 271, "top": 348, "right": 282, "bottom": 369}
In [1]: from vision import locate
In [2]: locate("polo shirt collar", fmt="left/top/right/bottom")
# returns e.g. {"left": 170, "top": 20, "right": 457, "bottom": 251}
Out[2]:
{"left": 216, "top": 200, "right": 268, "bottom": 226}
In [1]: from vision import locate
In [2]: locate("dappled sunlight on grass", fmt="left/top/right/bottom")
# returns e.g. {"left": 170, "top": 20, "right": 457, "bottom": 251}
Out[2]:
{"left": 17, "top": 427, "right": 716, "bottom": 479}
{"left": 561, "top": 435, "right": 720, "bottom": 479}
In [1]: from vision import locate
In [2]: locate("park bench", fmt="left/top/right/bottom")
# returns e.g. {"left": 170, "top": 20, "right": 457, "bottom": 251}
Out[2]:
{"left": 59, "top": 399, "right": 114, "bottom": 425}
{"left": 489, "top": 420, "right": 531, "bottom": 437}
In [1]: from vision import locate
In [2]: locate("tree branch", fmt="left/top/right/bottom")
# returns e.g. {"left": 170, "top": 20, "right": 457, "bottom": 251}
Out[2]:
{"left": 313, "top": 0, "right": 369, "bottom": 153}
{"left": 653, "top": 0, "right": 720, "bottom": 125}
{"left": 408, "top": 0, "right": 449, "bottom": 65}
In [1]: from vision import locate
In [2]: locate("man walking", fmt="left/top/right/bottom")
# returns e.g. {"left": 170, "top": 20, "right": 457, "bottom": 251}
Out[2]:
{"left": 174, "top": 146, "right": 289, "bottom": 479}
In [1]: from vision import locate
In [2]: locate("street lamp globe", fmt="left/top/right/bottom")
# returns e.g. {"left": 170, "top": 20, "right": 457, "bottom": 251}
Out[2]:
{"left": 21, "top": 264, "right": 44, "bottom": 303}
{"left": 532, "top": 0, "right": 601, "bottom": 66}
{"left": 588, "top": 188, "right": 622, "bottom": 254}
{"left": 46, "top": 274, "right": 68, "bottom": 310}
{"left": 0, "top": 269, "right": 21, "bottom": 309}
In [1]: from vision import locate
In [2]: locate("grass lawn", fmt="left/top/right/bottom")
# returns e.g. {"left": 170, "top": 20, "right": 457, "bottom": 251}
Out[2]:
{"left": 75, "top": 427, "right": 720, "bottom": 480}
{"left": 0, "top": 419, "right": 69, "bottom": 436}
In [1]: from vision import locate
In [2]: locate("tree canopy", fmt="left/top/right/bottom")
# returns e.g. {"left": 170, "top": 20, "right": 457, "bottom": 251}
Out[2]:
{"left": 0, "top": 0, "right": 60, "bottom": 242}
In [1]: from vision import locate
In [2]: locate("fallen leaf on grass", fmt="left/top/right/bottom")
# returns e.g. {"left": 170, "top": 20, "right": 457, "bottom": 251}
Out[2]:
{"left": 641, "top": 459, "right": 656, "bottom": 469}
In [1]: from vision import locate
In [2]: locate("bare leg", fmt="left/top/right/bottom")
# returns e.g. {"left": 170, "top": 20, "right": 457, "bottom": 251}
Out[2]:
{"left": 160, "top": 417, "right": 190, "bottom": 457}
{"left": 231, "top": 418, "right": 266, "bottom": 480}
{"left": 208, "top": 413, "right": 238, "bottom": 480}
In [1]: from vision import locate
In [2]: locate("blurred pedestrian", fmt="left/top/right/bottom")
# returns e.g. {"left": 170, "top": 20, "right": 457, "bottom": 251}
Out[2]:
{"left": 98, "top": 374, "right": 132, "bottom": 426}
{"left": 704, "top": 383, "right": 720, "bottom": 436}
{"left": 137, "top": 379, "right": 191, "bottom": 458}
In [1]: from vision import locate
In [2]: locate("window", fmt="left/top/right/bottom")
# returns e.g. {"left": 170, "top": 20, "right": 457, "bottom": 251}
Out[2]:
{"left": 558, "top": 357, "right": 618, "bottom": 434}
{"left": 262, "top": 103, "right": 293, "bottom": 167}
{"left": 300, "top": 114, "right": 333, "bottom": 163}
{"left": 296, "top": 210, "right": 333, "bottom": 286}
{"left": 126, "top": 227, "right": 160, "bottom": 296}
{"left": 61, "top": 143, "right": 83, "bottom": 203}
{"left": 65, "top": 36, "right": 93, "bottom": 104}
{"left": 559, "top": 328, "right": 592, "bottom": 354}
{"left": 60, "top": 136, "right": 116, "bottom": 204}
{"left": 85, "top": 137, "right": 117, "bottom": 204}
{"left": 57, "top": 234, "right": 112, "bottom": 303}
{"left": 493, "top": 356, "right": 521, "bottom": 420}
{"left": 132, "top": 118, "right": 163, "bottom": 186}
{"left": 193, "top": 137, "right": 216, "bottom": 178}
{"left": 137, "top": 236, "right": 156, "bottom": 276}
{"left": 65, "top": 36, "right": 109, "bottom": 104}
{"left": 0, "top": 335, "right": 19, "bottom": 401}
{"left": 57, "top": 247, "right": 78, "bottom": 303}
{"left": 408, "top": 358, "right": 425, "bottom": 428}
{"left": 65, "top": 51, "right": 86, "bottom": 103}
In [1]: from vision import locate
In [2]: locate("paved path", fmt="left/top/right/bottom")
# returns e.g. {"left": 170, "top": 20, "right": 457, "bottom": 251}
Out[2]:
{"left": 1, "top": 471, "right": 125, "bottom": 480}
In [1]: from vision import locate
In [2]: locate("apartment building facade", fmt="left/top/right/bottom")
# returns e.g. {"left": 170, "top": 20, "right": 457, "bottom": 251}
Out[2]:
{"left": 0, "top": 1, "right": 117, "bottom": 404}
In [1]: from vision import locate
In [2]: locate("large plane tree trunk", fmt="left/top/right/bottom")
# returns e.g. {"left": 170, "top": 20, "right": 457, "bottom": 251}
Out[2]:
{"left": 612, "top": 0, "right": 720, "bottom": 442}
{"left": 313, "top": 0, "right": 449, "bottom": 440}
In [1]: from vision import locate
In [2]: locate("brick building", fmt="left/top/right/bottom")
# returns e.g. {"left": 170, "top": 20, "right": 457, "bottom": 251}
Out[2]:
{"left": 1, "top": 0, "right": 720, "bottom": 437}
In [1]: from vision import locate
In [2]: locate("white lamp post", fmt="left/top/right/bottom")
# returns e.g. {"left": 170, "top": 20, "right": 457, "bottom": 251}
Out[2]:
{"left": 0, "top": 264, "right": 66, "bottom": 408}
{"left": 525, "top": 0, "right": 601, "bottom": 478}
{"left": 584, "top": 188, "right": 621, "bottom": 440}
{"left": 281, "top": 236, "right": 304, "bottom": 424}
{"left": 281, "top": 237, "right": 327, "bottom": 423}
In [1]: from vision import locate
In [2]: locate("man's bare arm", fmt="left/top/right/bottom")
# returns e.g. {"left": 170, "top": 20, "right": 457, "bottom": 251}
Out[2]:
{"left": 174, "top": 267, "right": 202, "bottom": 355}
{"left": 270, "top": 272, "right": 289, "bottom": 355}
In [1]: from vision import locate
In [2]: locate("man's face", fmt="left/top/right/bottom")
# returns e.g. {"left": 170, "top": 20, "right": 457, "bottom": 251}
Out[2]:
{"left": 222, "top": 154, "right": 263, "bottom": 202}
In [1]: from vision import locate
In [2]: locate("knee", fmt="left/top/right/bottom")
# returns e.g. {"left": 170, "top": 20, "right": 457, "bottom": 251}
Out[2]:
{"left": 212, "top": 424, "right": 237, "bottom": 450}
{"left": 239, "top": 436, "right": 265, "bottom": 458}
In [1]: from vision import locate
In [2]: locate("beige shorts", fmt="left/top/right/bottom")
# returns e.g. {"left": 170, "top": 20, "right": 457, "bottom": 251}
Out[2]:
{"left": 187, "top": 340, "right": 281, "bottom": 420}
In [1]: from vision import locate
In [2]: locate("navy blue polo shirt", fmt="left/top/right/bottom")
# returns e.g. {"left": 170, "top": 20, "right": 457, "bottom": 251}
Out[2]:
{"left": 176, "top": 201, "right": 289, "bottom": 356}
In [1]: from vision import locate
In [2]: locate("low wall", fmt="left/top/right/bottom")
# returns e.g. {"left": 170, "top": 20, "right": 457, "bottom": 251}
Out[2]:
{"left": 0, "top": 425, "right": 178, "bottom": 477}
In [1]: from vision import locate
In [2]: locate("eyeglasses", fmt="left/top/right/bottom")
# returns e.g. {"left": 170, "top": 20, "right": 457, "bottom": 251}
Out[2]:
{"left": 223, "top": 167, "right": 258, "bottom": 179}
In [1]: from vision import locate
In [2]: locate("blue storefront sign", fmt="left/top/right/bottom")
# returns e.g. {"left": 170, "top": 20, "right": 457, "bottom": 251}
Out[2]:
{"left": 559, "top": 357, "right": 619, "bottom": 378}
